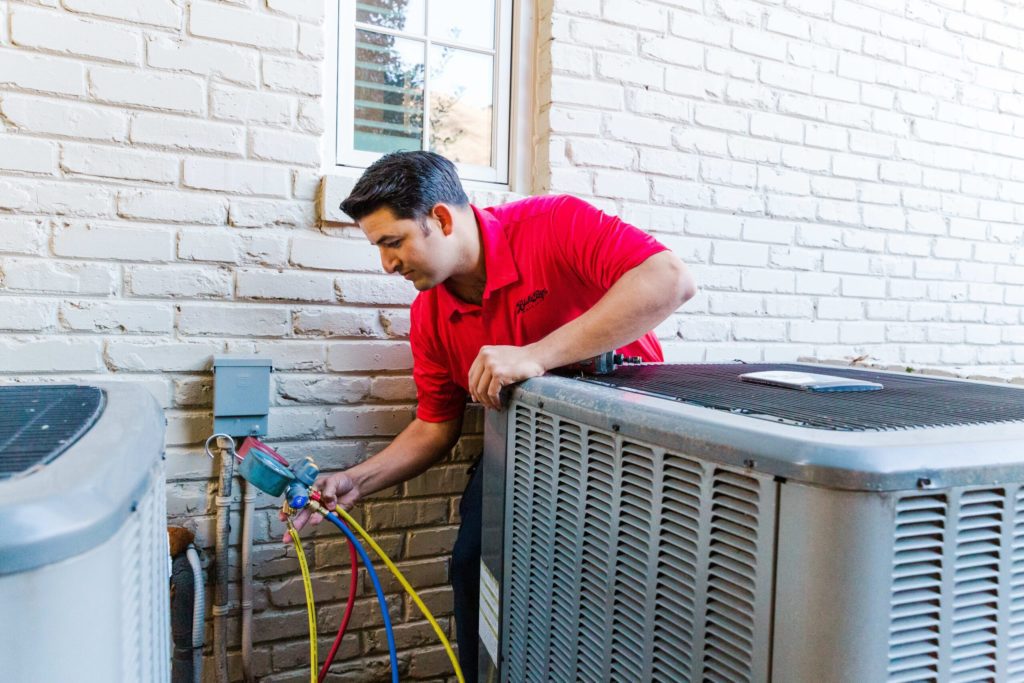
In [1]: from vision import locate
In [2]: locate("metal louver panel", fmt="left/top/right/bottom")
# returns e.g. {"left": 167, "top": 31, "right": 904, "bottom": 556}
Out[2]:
{"left": 887, "top": 489, "right": 1024, "bottom": 683}
{"left": 703, "top": 470, "right": 766, "bottom": 682}
{"left": 121, "top": 462, "right": 169, "bottom": 682}
{"left": 577, "top": 429, "right": 615, "bottom": 682}
{"left": 889, "top": 494, "right": 946, "bottom": 682}
{"left": 611, "top": 443, "right": 655, "bottom": 682}
{"left": 502, "top": 404, "right": 777, "bottom": 682}
{"left": 1009, "top": 488, "right": 1024, "bottom": 678}
{"left": 950, "top": 489, "right": 1000, "bottom": 683}
{"left": 652, "top": 454, "right": 703, "bottom": 681}
{"left": 149, "top": 464, "right": 170, "bottom": 682}
{"left": 547, "top": 421, "right": 582, "bottom": 681}
{"left": 505, "top": 407, "right": 534, "bottom": 683}
{"left": 523, "top": 413, "right": 554, "bottom": 683}
{"left": 121, "top": 482, "right": 143, "bottom": 681}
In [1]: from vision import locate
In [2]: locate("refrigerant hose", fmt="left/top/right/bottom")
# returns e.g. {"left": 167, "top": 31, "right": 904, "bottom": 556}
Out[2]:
{"left": 320, "top": 511, "right": 400, "bottom": 683}
{"left": 282, "top": 501, "right": 397, "bottom": 682}
{"left": 319, "top": 536, "right": 360, "bottom": 683}
{"left": 285, "top": 519, "right": 317, "bottom": 683}
{"left": 310, "top": 499, "right": 465, "bottom": 683}
{"left": 242, "top": 442, "right": 460, "bottom": 682}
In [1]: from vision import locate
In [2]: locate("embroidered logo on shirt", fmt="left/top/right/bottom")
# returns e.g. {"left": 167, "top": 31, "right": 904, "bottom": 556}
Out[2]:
{"left": 515, "top": 288, "right": 548, "bottom": 314}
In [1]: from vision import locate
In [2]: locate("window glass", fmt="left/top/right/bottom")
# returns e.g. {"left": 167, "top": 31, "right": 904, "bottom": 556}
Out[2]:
{"left": 340, "top": 0, "right": 510, "bottom": 182}
{"left": 429, "top": 46, "right": 493, "bottom": 166}
{"left": 354, "top": 30, "right": 425, "bottom": 154}
{"left": 428, "top": 0, "right": 494, "bottom": 49}
{"left": 356, "top": 0, "right": 425, "bottom": 32}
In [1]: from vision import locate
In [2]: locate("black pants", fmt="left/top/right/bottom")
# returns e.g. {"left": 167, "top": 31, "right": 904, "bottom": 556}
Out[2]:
{"left": 451, "top": 459, "right": 483, "bottom": 683}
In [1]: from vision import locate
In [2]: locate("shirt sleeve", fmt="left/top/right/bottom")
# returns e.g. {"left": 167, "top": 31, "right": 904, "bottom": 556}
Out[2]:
{"left": 550, "top": 195, "right": 669, "bottom": 290}
{"left": 410, "top": 298, "right": 468, "bottom": 423}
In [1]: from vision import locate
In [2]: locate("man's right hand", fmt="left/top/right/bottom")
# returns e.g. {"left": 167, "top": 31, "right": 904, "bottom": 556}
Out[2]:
{"left": 281, "top": 470, "right": 362, "bottom": 544}
{"left": 280, "top": 416, "right": 463, "bottom": 544}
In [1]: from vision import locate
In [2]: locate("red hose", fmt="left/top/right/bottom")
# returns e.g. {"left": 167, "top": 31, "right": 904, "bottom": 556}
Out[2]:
{"left": 318, "top": 532, "right": 360, "bottom": 683}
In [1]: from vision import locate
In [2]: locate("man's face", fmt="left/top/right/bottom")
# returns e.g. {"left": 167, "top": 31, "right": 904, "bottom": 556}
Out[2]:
{"left": 359, "top": 206, "right": 453, "bottom": 291}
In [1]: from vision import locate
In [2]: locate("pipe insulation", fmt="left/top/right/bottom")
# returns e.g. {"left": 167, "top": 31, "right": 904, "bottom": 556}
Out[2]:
{"left": 241, "top": 479, "right": 256, "bottom": 682}
{"left": 213, "top": 441, "right": 234, "bottom": 683}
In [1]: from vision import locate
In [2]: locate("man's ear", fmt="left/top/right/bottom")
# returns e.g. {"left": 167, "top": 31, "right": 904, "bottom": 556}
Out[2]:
{"left": 431, "top": 203, "right": 456, "bottom": 236}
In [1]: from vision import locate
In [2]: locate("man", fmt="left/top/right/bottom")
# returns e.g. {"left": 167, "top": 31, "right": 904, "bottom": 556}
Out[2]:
{"left": 288, "top": 151, "right": 696, "bottom": 679}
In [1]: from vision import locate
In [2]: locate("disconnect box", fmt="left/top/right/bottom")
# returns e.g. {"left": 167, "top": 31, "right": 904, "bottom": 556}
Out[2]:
{"left": 212, "top": 356, "right": 272, "bottom": 437}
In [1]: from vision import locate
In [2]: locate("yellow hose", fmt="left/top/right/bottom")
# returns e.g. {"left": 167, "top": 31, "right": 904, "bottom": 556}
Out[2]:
{"left": 286, "top": 518, "right": 318, "bottom": 683}
{"left": 311, "top": 500, "right": 465, "bottom": 683}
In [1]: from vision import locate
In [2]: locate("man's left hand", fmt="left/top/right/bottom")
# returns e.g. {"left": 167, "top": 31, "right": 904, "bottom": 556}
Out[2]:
{"left": 467, "top": 345, "right": 545, "bottom": 410}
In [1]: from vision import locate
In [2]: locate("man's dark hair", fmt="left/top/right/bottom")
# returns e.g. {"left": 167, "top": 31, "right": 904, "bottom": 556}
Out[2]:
{"left": 340, "top": 151, "right": 469, "bottom": 226}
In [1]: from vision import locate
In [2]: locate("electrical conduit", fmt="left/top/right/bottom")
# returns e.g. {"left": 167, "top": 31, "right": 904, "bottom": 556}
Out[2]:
{"left": 213, "top": 439, "right": 234, "bottom": 683}
{"left": 186, "top": 545, "right": 205, "bottom": 683}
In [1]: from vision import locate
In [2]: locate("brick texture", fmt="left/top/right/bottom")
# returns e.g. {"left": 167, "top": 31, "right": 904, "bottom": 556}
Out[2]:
{"left": 545, "top": 0, "right": 1024, "bottom": 373}
{"left": 0, "top": 1, "right": 469, "bottom": 679}
{"left": 3, "top": 1, "right": 1024, "bottom": 680}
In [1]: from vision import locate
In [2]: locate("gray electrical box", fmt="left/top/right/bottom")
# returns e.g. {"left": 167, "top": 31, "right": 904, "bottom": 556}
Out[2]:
{"left": 212, "top": 356, "right": 272, "bottom": 437}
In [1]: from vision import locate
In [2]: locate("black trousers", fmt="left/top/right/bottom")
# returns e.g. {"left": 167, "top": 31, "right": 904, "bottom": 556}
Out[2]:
{"left": 451, "top": 458, "right": 483, "bottom": 683}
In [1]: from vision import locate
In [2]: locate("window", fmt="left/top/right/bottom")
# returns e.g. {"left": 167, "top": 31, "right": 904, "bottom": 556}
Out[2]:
{"left": 336, "top": 0, "right": 515, "bottom": 184}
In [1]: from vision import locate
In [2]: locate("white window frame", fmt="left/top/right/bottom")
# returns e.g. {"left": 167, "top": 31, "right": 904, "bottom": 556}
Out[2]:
{"left": 332, "top": 0, "right": 517, "bottom": 185}
{"left": 323, "top": 0, "right": 535, "bottom": 204}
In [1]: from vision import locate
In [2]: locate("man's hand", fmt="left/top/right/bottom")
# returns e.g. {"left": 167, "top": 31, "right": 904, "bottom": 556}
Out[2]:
{"left": 280, "top": 470, "right": 362, "bottom": 544}
{"left": 467, "top": 344, "right": 545, "bottom": 410}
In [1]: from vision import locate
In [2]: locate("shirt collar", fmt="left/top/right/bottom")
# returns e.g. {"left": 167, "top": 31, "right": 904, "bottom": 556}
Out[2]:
{"left": 438, "top": 204, "right": 519, "bottom": 321}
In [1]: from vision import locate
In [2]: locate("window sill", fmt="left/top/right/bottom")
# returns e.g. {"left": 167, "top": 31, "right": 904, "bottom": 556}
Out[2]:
{"left": 319, "top": 168, "right": 527, "bottom": 226}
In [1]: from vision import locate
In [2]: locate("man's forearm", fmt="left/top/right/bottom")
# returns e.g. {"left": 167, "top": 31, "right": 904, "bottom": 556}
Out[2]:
{"left": 528, "top": 251, "right": 696, "bottom": 371}
{"left": 346, "top": 416, "right": 462, "bottom": 497}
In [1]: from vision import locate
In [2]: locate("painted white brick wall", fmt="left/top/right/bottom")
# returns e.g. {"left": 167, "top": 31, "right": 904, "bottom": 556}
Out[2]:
{"left": 4, "top": 0, "right": 1024, "bottom": 678}
{"left": 0, "top": 2, "right": 472, "bottom": 679}
{"left": 546, "top": 0, "right": 1024, "bottom": 372}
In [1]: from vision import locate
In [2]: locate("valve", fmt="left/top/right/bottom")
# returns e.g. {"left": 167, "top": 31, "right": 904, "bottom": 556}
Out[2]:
{"left": 561, "top": 350, "right": 644, "bottom": 376}
{"left": 285, "top": 483, "right": 309, "bottom": 510}
{"left": 285, "top": 458, "right": 319, "bottom": 510}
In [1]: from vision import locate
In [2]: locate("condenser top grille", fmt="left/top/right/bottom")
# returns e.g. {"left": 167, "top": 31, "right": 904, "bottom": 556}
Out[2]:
{"left": 577, "top": 363, "right": 1024, "bottom": 432}
{"left": 0, "top": 385, "right": 105, "bottom": 479}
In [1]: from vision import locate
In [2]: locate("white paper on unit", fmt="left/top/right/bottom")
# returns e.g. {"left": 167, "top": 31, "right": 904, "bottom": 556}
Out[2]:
{"left": 739, "top": 370, "right": 883, "bottom": 392}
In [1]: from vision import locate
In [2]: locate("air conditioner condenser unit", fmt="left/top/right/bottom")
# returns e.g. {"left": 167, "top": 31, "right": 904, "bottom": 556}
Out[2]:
{"left": 0, "top": 384, "right": 169, "bottom": 683}
{"left": 479, "top": 363, "right": 1024, "bottom": 682}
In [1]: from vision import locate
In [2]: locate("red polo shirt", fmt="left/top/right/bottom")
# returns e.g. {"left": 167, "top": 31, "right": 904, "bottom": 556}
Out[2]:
{"left": 410, "top": 194, "right": 669, "bottom": 422}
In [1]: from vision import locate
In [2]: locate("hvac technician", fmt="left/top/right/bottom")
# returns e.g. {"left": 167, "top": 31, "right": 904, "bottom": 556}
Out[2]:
{"left": 287, "top": 151, "right": 696, "bottom": 680}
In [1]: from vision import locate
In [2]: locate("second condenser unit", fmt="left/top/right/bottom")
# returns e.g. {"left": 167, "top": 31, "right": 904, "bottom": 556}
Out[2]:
{"left": 0, "top": 384, "right": 169, "bottom": 683}
{"left": 480, "top": 363, "right": 1024, "bottom": 682}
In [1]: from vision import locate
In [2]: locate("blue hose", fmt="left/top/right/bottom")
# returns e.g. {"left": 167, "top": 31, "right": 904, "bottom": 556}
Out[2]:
{"left": 324, "top": 512, "right": 400, "bottom": 682}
